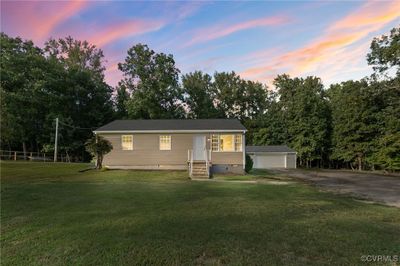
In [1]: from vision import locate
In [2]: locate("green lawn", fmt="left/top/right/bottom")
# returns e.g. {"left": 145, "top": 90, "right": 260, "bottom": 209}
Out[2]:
{"left": 1, "top": 161, "right": 399, "bottom": 265}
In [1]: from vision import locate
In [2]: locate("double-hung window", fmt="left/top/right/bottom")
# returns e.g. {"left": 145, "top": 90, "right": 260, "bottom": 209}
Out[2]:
{"left": 235, "top": 134, "right": 243, "bottom": 151}
{"left": 121, "top": 135, "right": 133, "bottom": 150}
{"left": 211, "top": 134, "right": 242, "bottom": 152}
{"left": 159, "top": 135, "right": 171, "bottom": 150}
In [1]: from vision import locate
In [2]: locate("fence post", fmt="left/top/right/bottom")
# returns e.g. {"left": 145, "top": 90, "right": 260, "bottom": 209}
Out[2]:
{"left": 14, "top": 151, "right": 16, "bottom": 161}
{"left": 43, "top": 153, "right": 46, "bottom": 162}
{"left": 30, "top": 152, "right": 33, "bottom": 161}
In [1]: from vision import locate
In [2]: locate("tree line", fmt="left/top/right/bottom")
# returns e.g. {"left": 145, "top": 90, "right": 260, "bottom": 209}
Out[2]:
{"left": 1, "top": 26, "right": 399, "bottom": 170}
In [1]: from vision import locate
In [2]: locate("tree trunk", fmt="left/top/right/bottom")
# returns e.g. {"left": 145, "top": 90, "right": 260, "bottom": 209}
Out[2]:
{"left": 96, "top": 153, "right": 103, "bottom": 169}
{"left": 357, "top": 156, "right": 362, "bottom": 171}
{"left": 22, "top": 142, "right": 27, "bottom": 160}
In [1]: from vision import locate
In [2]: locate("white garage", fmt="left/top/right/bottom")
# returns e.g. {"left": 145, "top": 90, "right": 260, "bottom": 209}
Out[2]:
{"left": 246, "top": 145, "right": 297, "bottom": 169}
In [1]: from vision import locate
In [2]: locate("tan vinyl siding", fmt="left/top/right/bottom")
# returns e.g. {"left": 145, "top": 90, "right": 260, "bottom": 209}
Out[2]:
{"left": 211, "top": 152, "right": 243, "bottom": 165}
{"left": 101, "top": 133, "right": 191, "bottom": 166}
{"left": 99, "top": 132, "right": 244, "bottom": 168}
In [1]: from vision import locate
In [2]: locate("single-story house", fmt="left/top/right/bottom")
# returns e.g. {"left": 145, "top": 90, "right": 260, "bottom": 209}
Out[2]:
{"left": 246, "top": 145, "right": 297, "bottom": 169}
{"left": 94, "top": 119, "right": 246, "bottom": 178}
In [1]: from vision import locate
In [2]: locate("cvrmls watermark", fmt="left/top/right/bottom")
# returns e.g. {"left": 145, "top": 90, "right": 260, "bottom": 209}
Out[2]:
{"left": 361, "top": 255, "right": 399, "bottom": 263}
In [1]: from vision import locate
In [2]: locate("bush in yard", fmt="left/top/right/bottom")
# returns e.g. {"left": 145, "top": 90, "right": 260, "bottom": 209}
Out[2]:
{"left": 245, "top": 154, "right": 253, "bottom": 173}
{"left": 85, "top": 135, "right": 113, "bottom": 169}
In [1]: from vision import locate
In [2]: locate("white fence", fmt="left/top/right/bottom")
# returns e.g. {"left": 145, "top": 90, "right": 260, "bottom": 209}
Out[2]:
{"left": 0, "top": 150, "right": 74, "bottom": 162}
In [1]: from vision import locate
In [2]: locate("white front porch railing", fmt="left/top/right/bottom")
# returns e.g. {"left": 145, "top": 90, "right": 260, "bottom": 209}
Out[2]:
{"left": 204, "top": 149, "right": 209, "bottom": 177}
{"left": 188, "top": 149, "right": 210, "bottom": 177}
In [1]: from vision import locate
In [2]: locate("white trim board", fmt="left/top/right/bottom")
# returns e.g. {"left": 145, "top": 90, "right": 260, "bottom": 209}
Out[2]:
{"left": 246, "top": 152, "right": 297, "bottom": 155}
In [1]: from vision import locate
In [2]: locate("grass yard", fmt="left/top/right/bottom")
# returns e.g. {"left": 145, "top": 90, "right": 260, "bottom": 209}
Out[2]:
{"left": 1, "top": 161, "right": 399, "bottom": 265}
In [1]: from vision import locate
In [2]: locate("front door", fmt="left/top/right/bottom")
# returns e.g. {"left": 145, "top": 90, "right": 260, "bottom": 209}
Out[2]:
{"left": 193, "top": 135, "right": 206, "bottom": 160}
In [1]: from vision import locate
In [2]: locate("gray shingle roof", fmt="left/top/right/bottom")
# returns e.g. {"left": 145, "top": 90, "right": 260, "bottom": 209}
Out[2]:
{"left": 246, "top": 145, "right": 296, "bottom": 153}
{"left": 95, "top": 119, "right": 246, "bottom": 132}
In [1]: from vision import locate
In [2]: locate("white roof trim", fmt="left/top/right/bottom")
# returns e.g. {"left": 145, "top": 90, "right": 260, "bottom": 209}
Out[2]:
{"left": 247, "top": 151, "right": 297, "bottom": 155}
{"left": 94, "top": 129, "right": 246, "bottom": 134}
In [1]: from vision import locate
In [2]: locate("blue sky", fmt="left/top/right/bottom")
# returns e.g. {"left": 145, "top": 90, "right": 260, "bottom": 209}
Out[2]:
{"left": 2, "top": 0, "right": 399, "bottom": 87}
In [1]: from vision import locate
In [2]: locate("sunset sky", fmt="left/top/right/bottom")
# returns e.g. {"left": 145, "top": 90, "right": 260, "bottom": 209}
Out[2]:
{"left": 2, "top": 0, "right": 399, "bottom": 87}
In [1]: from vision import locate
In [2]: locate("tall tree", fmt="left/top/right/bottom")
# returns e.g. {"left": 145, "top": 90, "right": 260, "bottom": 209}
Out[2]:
{"left": 368, "top": 77, "right": 400, "bottom": 171}
{"left": 212, "top": 71, "right": 268, "bottom": 121}
{"left": 273, "top": 75, "right": 330, "bottom": 167}
{"left": 119, "top": 44, "right": 185, "bottom": 119}
{"left": 181, "top": 71, "right": 221, "bottom": 118}
{"left": 0, "top": 33, "right": 48, "bottom": 156}
{"left": 1, "top": 34, "right": 113, "bottom": 161}
{"left": 327, "top": 80, "right": 379, "bottom": 170}
{"left": 362, "top": 26, "right": 400, "bottom": 171}
{"left": 43, "top": 36, "right": 114, "bottom": 160}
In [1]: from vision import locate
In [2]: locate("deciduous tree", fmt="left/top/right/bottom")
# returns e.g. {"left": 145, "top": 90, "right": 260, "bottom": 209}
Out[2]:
{"left": 119, "top": 44, "right": 185, "bottom": 119}
{"left": 182, "top": 71, "right": 221, "bottom": 118}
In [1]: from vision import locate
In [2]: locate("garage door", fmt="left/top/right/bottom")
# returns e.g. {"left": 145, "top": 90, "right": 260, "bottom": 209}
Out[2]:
{"left": 254, "top": 154, "right": 286, "bottom": 168}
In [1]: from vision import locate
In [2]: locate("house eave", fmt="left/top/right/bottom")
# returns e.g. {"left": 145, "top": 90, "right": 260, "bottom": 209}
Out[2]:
{"left": 94, "top": 129, "right": 247, "bottom": 134}
{"left": 247, "top": 151, "right": 297, "bottom": 155}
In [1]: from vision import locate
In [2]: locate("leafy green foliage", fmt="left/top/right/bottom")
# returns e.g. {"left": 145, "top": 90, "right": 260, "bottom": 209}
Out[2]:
{"left": 1, "top": 26, "right": 399, "bottom": 171}
{"left": 0, "top": 33, "right": 113, "bottom": 161}
{"left": 181, "top": 71, "right": 221, "bottom": 118}
{"left": 212, "top": 71, "right": 268, "bottom": 121}
{"left": 254, "top": 75, "right": 330, "bottom": 167}
{"left": 328, "top": 80, "right": 377, "bottom": 170}
{"left": 119, "top": 44, "right": 185, "bottom": 119}
{"left": 44, "top": 36, "right": 106, "bottom": 79}
{"left": 368, "top": 78, "right": 400, "bottom": 171}
{"left": 367, "top": 27, "right": 400, "bottom": 76}
{"left": 114, "top": 83, "right": 129, "bottom": 119}
{"left": 85, "top": 135, "right": 113, "bottom": 169}
{"left": 182, "top": 70, "right": 268, "bottom": 122}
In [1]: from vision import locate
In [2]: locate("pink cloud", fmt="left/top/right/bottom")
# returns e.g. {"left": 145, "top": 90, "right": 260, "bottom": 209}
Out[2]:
{"left": 88, "top": 19, "right": 164, "bottom": 47}
{"left": 184, "top": 15, "right": 289, "bottom": 47}
{"left": 330, "top": 1, "right": 400, "bottom": 31}
{"left": 1, "top": 1, "right": 88, "bottom": 43}
{"left": 240, "top": 0, "right": 400, "bottom": 84}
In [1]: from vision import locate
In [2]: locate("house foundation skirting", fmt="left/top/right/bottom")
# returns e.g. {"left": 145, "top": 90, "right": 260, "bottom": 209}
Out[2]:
{"left": 211, "top": 164, "right": 244, "bottom": 174}
{"left": 105, "top": 164, "right": 187, "bottom": 170}
{"left": 105, "top": 164, "right": 244, "bottom": 174}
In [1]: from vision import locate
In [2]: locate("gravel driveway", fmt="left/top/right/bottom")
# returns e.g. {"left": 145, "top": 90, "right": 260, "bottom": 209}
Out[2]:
{"left": 271, "top": 169, "right": 400, "bottom": 208}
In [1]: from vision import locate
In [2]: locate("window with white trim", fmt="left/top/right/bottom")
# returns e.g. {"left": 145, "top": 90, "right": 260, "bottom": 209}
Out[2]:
{"left": 211, "top": 135, "right": 219, "bottom": 151}
{"left": 159, "top": 135, "right": 171, "bottom": 150}
{"left": 121, "top": 135, "right": 133, "bottom": 150}
{"left": 211, "top": 134, "right": 242, "bottom": 152}
{"left": 235, "top": 134, "right": 242, "bottom": 151}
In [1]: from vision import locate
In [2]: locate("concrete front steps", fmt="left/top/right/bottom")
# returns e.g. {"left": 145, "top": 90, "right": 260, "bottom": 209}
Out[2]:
{"left": 190, "top": 161, "right": 210, "bottom": 179}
